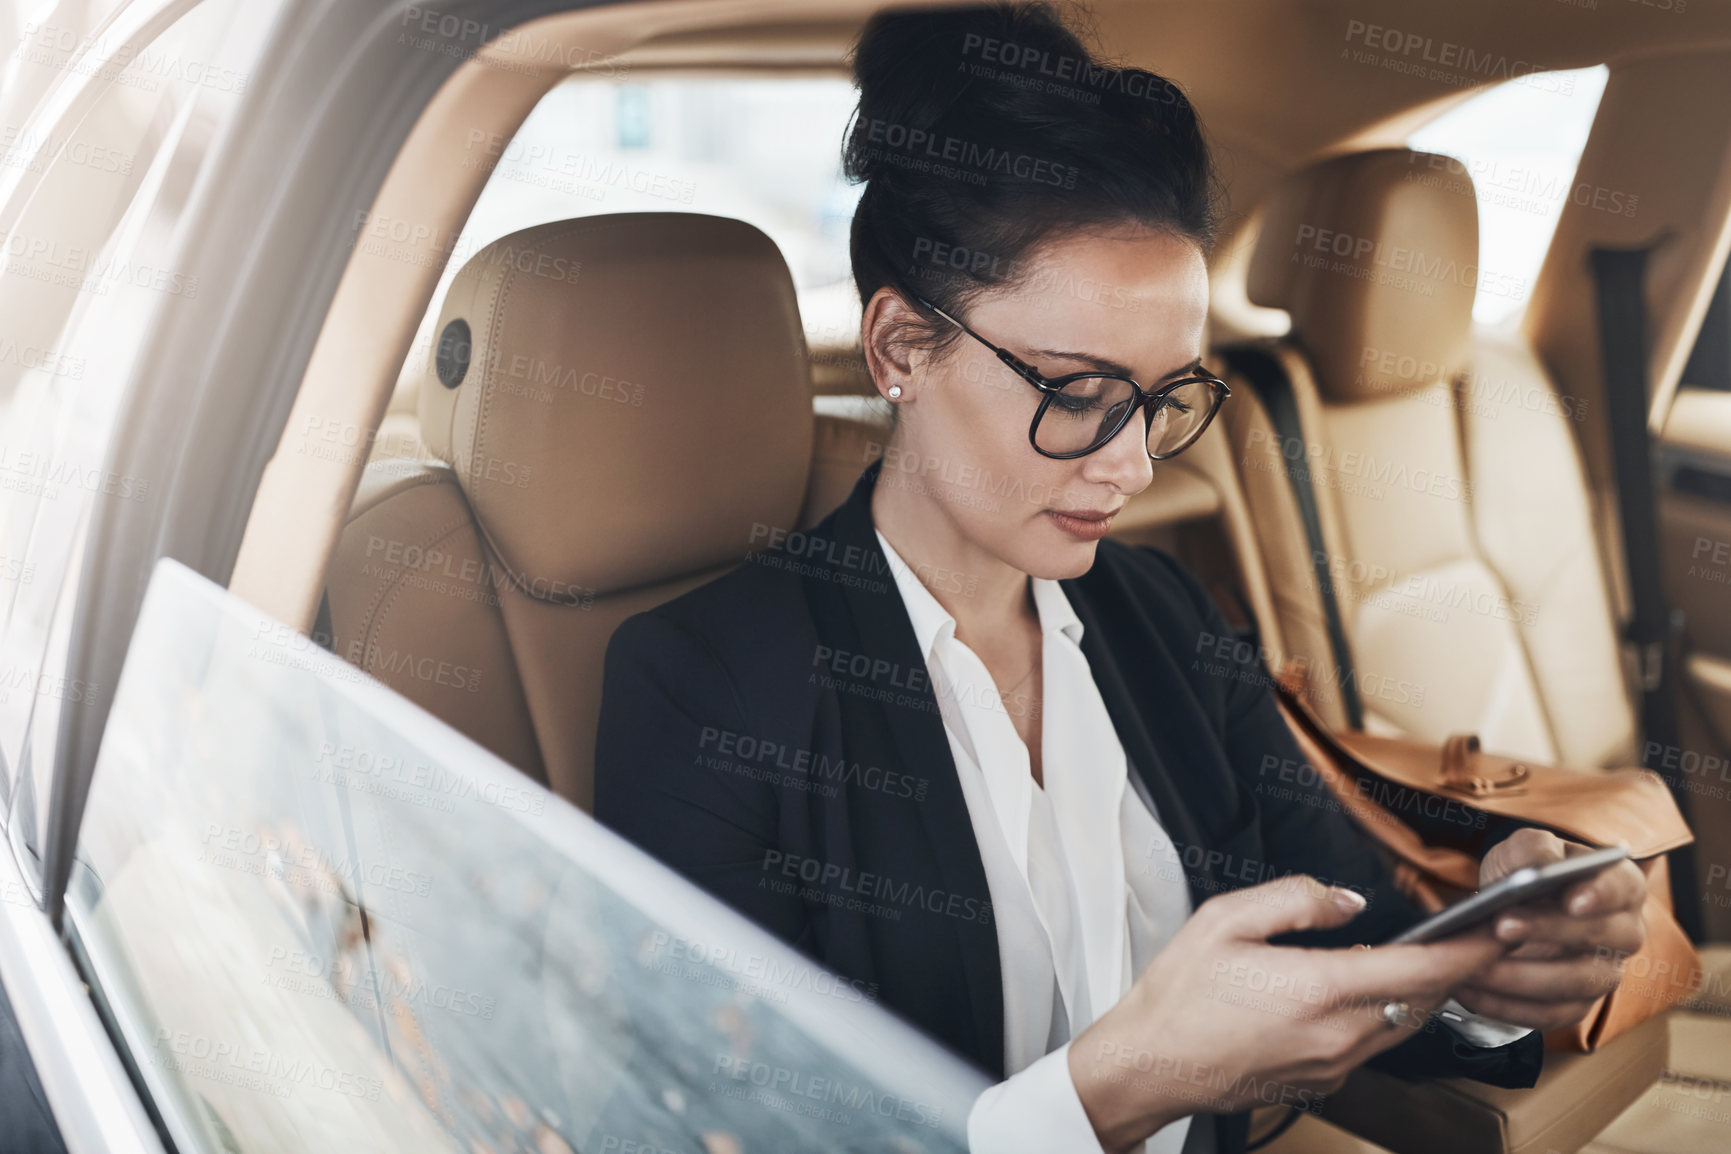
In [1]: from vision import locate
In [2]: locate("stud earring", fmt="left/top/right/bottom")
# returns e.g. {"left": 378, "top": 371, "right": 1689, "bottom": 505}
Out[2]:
{"left": 887, "top": 386, "right": 902, "bottom": 399}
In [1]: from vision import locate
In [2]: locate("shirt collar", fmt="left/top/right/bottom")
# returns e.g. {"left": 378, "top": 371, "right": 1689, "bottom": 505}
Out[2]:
{"left": 875, "top": 528, "right": 1085, "bottom": 655}
{"left": 1031, "top": 574, "right": 1084, "bottom": 646}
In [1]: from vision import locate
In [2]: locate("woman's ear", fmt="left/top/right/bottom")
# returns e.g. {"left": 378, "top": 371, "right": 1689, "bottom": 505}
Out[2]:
{"left": 860, "top": 288, "right": 925, "bottom": 403}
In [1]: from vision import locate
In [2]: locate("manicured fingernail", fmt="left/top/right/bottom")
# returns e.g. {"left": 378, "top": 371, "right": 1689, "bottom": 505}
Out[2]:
{"left": 1332, "top": 887, "right": 1367, "bottom": 913}
{"left": 1570, "top": 892, "right": 1594, "bottom": 915}
{"left": 1497, "top": 917, "right": 1527, "bottom": 940}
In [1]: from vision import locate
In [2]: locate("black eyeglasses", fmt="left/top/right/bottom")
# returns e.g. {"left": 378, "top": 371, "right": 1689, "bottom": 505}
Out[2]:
{"left": 911, "top": 293, "right": 1230, "bottom": 460}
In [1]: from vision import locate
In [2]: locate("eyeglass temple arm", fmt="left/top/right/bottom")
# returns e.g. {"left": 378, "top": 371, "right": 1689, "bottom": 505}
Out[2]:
{"left": 910, "top": 292, "right": 1045, "bottom": 382}
{"left": 912, "top": 292, "right": 1233, "bottom": 404}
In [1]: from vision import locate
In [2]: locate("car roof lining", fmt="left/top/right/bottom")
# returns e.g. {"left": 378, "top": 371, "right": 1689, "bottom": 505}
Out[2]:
{"left": 608, "top": 1, "right": 1731, "bottom": 216}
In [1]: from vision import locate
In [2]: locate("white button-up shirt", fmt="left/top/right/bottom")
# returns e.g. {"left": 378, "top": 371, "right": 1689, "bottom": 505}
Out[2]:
{"left": 875, "top": 529, "right": 1528, "bottom": 1154}
{"left": 876, "top": 530, "right": 1199, "bottom": 1154}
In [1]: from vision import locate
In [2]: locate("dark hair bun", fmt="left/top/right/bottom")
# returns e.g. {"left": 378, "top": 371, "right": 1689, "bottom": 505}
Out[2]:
{"left": 844, "top": 3, "right": 1219, "bottom": 319}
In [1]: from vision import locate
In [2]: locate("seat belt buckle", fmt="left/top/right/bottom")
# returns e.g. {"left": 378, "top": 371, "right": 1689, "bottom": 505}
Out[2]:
{"left": 1636, "top": 641, "right": 1665, "bottom": 692}
{"left": 1626, "top": 609, "right": 1686, "bottom": 692}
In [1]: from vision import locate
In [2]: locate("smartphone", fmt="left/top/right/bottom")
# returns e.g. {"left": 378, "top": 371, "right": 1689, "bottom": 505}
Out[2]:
{"left": 1386, "top": 844, "right": 1631, "bottom": 945}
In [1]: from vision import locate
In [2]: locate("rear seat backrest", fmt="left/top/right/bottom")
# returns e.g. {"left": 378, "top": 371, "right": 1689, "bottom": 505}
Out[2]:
{"left": 326, "top": 214, "right": 813, "bottom": 809}
{"left": 799, "top": 397, "right": 892, "bottom": 530}
{"left": 331, "top": 457, "right": 546, "bottom": 779}
{"left": 1233, "top": 149, "right": 1636, "bottom": 766}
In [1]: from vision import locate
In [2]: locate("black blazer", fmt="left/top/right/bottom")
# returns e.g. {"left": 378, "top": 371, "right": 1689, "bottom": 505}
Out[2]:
{"left": 595, "top": 458, "right": 1540, "bottom": 1153}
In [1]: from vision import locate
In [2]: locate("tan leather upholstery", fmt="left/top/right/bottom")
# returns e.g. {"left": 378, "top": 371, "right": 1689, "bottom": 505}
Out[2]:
{"left": 326, "top": 460, "right": 546, "bottom": 779}
{"left": 421, "top": 215, "right": 812, "bottom": 595}
{"left": 366, "top": 336, "right": 437, "bottom": 465}
{"left": 1459, "top": 331, "right": 1636, "bottom": 765}
{"left": 1220, "top": 346, "right": 1358, "bottom": 730}
{"left": 1229, "top": 149, "right": 1637, "bottom": 766}
{"left": 1249, "top": 149, "right": 1478, "bottom": 405}
{"left": 800, "top": 398, "right": 892, "bottom": 529}
{"left": 327, "top": 214, "right": 812, "bottom": 809}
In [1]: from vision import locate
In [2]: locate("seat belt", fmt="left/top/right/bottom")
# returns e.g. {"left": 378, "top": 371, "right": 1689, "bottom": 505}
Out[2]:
{"left": 1223, "top": 345, "right": 1364, "bottom": 730}
{"left": 1588, "top": 243, "right": 1703, "bottom": 941}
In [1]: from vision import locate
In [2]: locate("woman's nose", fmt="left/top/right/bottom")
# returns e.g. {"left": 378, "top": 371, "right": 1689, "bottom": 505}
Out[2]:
{"left": 1081, "top": 403, "right": 1155, "bottom": 494}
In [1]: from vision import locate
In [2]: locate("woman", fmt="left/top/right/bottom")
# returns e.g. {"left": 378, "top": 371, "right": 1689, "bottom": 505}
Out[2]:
{"left": 594, "top": 5, "right": 1649, "bottom": 1152}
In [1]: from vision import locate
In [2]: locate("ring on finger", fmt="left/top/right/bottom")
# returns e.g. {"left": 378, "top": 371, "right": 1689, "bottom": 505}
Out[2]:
{"left": 1379, "top": 999, "right": 1412, "bottom": 1028}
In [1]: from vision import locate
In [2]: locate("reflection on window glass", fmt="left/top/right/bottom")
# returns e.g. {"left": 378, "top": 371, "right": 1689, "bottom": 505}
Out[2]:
{"left": 0, "top": 0, "right": 130, "bottom": 129}
{"left": 70, "top": 561, "right": 982, "bottom": 1153}
{"left": 0, "top": 0, "right": 273, "bottom": 841}
{"left": 446, "top": 77, "right": 862, "bottom": 353}
{"left": 1407, "top": 65, "right": 1608, "bottom": 325}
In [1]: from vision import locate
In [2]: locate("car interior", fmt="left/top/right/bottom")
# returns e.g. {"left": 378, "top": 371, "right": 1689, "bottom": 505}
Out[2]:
{"left": 217, "top": 1, "right": 1731, "bottom": 1150}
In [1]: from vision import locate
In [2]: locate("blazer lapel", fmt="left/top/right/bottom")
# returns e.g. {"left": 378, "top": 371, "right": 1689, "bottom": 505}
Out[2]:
{"left": 805, "top": 460, "right": 1006, "bottom": 1076}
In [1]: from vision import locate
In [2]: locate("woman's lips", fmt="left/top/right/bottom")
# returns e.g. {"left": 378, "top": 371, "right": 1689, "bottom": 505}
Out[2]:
{"left": 1045, "top": 507, "right": 1118, "bottom": 541}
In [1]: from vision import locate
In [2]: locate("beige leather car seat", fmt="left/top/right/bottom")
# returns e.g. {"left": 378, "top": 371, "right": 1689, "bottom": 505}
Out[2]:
{"left": 799, "top": 396, "right": 891, "bottom": 529}
{"left": 325, "top": 214, "right": 812, "bottom": 809}
{"left": 1224, "top": 148, "right": 1637, "bottom": 767}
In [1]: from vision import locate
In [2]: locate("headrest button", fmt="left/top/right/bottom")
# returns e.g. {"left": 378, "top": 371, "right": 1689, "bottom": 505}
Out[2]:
{"left": 436, "top": 318, "right": 472, "bottom": 389}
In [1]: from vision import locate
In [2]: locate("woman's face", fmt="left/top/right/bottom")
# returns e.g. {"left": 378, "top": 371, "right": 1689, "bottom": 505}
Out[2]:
{"left": 871, "top": 226, "right": 1210, "bottom": 581}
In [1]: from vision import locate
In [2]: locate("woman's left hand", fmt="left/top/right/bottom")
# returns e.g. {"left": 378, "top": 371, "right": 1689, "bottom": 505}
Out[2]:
{"left": 1452, "top": 829, "right": 1648, "bottom": 1031}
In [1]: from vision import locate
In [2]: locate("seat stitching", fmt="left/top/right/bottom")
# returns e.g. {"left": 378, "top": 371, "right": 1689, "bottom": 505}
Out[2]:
{"left": 1452, "top": 370, "right": 1566, "bottom": 764}
{"left": 462, "top": 218, "right": 766, "bottom": 589}
{"left": 356, "top": 512, "right": 480, "bottom": 668}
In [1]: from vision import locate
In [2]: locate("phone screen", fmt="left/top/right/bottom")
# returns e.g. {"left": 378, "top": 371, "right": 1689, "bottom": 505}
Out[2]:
{"left": 1387, "top": 845, "right": 1630, "bottom": 945}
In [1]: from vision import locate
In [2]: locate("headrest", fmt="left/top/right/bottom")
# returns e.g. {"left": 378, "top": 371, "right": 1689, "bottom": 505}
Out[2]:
{"left": 420, "top": 214, "right": 812, "bottom": 599}
{"left": 1247, "top": 149, "right": 1478, "bottom": 404}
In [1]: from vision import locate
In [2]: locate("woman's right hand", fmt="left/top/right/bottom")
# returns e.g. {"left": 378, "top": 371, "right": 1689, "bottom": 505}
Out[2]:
{"left": 1067, "top": 876, "right": 1511, "bottom": 1154}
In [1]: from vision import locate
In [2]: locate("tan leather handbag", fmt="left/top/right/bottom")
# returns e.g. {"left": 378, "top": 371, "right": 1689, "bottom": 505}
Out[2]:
{"left": 1272, "top": 669, "right": 1701, "bottom": 1052}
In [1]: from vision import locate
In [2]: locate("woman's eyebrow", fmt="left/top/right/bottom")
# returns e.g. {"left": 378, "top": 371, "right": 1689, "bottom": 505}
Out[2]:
{"left": 1028, "top": 349, "right": 1204, "bottom": 381}
{"left": 1161, "top": 356, "right": 1206, "bottom": 381}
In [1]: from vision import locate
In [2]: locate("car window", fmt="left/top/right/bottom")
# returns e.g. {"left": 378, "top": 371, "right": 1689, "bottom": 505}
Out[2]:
{"left": 0, "top": 0, "right": 274, "bottom": 861}
{"left": 415, "top": 74, "right": 862, "bottom": 366}
{"left": 67, "top": 559, "right": 983, "bottom": 1153}
{"left": 1682, "top": 258, "right": 1731, "bottom": 393}
{"left": 1406, "top": 65, "right": 1609, "bottom": 326}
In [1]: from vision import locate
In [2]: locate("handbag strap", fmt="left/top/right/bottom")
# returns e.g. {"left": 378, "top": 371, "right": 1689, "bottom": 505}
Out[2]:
{"left": 1439, "top": 734, "right": 1480, "bottom": 792}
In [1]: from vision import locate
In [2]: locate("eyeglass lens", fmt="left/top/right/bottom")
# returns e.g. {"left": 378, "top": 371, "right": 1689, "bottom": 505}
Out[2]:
{"left": 1033, "top": 377, "right": 1218, "bottom": 457}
